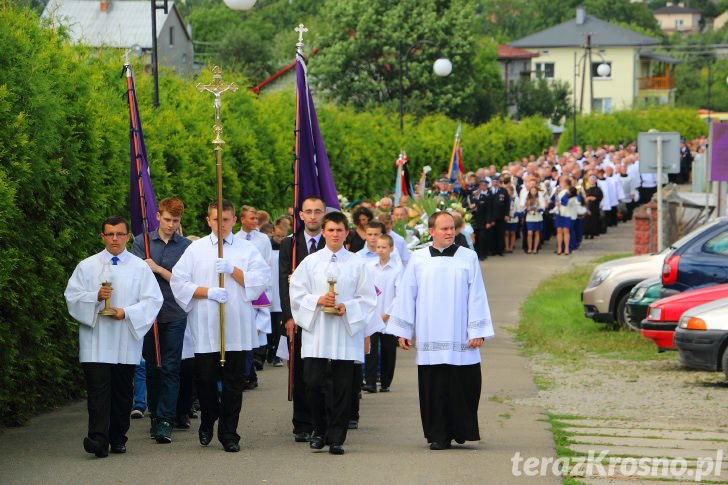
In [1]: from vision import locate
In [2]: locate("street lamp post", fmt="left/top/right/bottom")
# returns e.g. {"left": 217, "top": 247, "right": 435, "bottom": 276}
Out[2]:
{"left": 398, "top": 40, "right": 452, "bottom": 135}
{"left": 572, "top": 33, "right": 611, "bottom": 147}
{"left": 150, "top": 0, "right": 168, "bottom": 108}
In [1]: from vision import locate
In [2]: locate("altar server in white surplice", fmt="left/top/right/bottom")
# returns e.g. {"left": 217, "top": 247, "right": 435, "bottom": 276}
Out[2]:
{"left": 289, "top": 211, "right": 377, "bottom": 456}
{"left": 65, "top": 215, "right": 163, "bottom": 458}
{"left": 388, "top": 211, "right": 494, "bottom": 451}
{"left": 170, "top": 200, "right": 269, "bottom": 453}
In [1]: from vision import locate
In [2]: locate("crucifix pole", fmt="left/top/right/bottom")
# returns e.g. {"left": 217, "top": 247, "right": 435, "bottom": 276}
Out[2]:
{"left": 196, "top": 66, "right": 238, "bottom": 366}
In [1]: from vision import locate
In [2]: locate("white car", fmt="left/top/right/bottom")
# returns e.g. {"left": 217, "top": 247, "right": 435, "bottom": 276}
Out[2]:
{"left": 673, "top": 297, "right": 728, "bottom": 379}
{"left": 581, "top": 251, "right": 666, "bottom": 329}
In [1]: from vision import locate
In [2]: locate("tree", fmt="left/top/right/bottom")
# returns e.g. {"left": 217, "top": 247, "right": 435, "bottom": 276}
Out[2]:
{"left": 510, "top": 79, "right": 573, "bottom": 125}
{"left": 312, "top": 0, "right": 502, "bottom": 124}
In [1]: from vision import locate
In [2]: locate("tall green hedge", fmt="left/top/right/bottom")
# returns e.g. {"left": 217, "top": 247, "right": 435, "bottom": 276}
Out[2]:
{"left": 557, "top": 107, "right": 708, "bottom": 153}
{"left": 0, "top": 6, "right": 550, "bottom": 426}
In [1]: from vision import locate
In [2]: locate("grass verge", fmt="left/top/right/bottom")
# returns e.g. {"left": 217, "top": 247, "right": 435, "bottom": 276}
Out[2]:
{"left": 517, "top": 259, "right": 670, "bottom": 363}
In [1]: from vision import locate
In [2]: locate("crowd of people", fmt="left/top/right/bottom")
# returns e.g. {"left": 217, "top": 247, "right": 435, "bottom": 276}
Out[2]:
{"left": 62, "top": 136, "right": 700, "bottom": 459}
{"left": 64, "top": 193, "right": 492, "bottom": 458}
{"left": 395, "top": 137, "right": 700, "bottom": 258}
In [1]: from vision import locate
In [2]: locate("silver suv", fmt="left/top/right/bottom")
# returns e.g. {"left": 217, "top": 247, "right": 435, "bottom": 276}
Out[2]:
{"left": 581, "top": 251, "right": 665, "bottom": 329}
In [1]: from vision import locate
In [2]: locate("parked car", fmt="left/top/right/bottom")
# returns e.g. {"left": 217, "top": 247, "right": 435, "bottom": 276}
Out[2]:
{"left": 624, "top": 277, "right": 662, "bottom": 331}
{"left": 674, "top": 297, "right": 728, "bottom": 379}
{"left": 662, "top": 217, "right": 728, "bottom": 293}
{"left": 641, "top": 283, "right": 728, "bottom": 352}
{"left": 582, "top": 252, "right": 665, "bottom": 329}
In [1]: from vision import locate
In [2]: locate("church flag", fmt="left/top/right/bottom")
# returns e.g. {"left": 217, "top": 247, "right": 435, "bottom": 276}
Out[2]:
{"left": 294, "top": 51, "right": 340, "bottom": 222}
{"left": 446, "top": 124, "right": 464, "bottom": 181}
{"left": 394, "top": 152, "right": 413, "bottom": 205}
{"left": 125, "top": 62, "right": 159, "bottom": 239}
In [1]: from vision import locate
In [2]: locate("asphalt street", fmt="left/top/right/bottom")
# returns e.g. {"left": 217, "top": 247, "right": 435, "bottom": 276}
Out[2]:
{"left": 0, "top": 221, "right": 634, "bottom": 485}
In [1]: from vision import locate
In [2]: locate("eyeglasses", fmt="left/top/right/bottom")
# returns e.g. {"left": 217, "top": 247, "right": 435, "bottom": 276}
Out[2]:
{"left": 302, "top": 210, "right": 324, "bottom": 216}
{"left": 103, "top": 232, "right": 128, "bottom": 239}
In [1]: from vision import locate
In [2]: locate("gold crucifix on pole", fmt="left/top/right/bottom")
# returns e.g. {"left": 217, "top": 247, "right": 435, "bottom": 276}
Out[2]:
{"left": 196, "top": 66, "right": 238, "bottom": 366}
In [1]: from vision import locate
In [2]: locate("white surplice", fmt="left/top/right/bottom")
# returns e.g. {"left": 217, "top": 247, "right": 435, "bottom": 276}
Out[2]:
{"left": 289, "top": 247, "right": 377, "bottom": 362}
{"left": 387, "top": 245, "right": 494, "bottom": 366}
{"left": 170, "top": 233, "right": 270, "bottom": 353}
{"left": 64, "top": 249, "right": 163, "bottom": 364}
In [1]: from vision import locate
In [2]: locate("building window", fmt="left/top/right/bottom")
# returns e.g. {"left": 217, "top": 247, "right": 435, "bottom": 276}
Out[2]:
{"left": 534, "top": 62, "right": 554, "bottom": 79}
{"left": 591, "top": 61, "right": 612, "bottom": 79}
{"left": 169, "top": 26, "right": 174, "bottom": 47}
{"left": 592, "top": 98, "right": 612, "bottom": 114}
{"left": 675, "top": 19, "right": 684, "bottom": 29}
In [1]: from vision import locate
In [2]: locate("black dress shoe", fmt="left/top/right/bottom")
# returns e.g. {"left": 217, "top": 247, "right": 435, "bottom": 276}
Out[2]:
{"left": 294, "top": 432, "right": 311, "bottom": 443}
{"left": 309, "top": 434, "right": 324, "bottom": 450}
{"left": 454, "top": 438, "right": 465, "bottom": 444}
{"left": 379, "top": 386, "right": 390, "bottom": 393}
{"left": 175, "top": 416, "right": 191, "bottom": 429}
{"left": 110, "top": 443, "right": 126, "bottom": 454}
{"left": 363, "top": 385, "right": 377, "bottom": 393}
{"left": 199, "top": 426, "right": 213, "bottom": 446}
{"left": 223, "top": 441, "right": 240, "bottom": 452}
{"left": 429, "top": 440, "right": 452, "bottom": 450}
{"left": 83, "top": 437, "right": 108, "bottom": 458}
{"left": 329, "top": 443, "right": 345, "bottom": 455}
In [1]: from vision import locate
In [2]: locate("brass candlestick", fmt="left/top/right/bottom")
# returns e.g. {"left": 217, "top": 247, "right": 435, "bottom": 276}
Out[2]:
{"left": 322, "top": 276, "right": 339, "bottom": 314}
{"left": 323, "top": 255, "right": 340, "bottom": 314}
{"left": 99, "top": 282, "right": 116, "bottom": 316}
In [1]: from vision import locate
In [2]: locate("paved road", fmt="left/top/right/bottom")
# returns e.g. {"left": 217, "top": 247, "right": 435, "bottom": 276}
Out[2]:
{"left": 0, "top": 222, "right": 634, "bottom": 484}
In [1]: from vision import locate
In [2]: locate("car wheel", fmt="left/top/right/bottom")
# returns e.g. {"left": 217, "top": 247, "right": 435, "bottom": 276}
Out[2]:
{"left": 616, "top": 292, "right": 636, "bottom": 331}
{"left": 722, "top": 345, "right": 728, "bottom": 381}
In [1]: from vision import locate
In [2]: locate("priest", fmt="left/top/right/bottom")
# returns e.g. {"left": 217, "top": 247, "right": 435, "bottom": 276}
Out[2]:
{"left": 170, "top": 200, "right": 270, "bottom": 452}
{"left": 388, "top": 211, "right": 494, "bottom": 450}
{"left": 289, "top": 211, "right": 377, "bottom": 456}
{"left": 65, "top": 215, "right": 163, "bottom": 458}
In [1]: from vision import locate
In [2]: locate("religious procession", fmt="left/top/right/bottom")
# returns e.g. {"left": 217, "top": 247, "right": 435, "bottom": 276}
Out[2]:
{"left": 56, "top": 19, "right": 500, "bottom": 458}
{"left": 5, "top": 3, "right": 722, "bottom": 483}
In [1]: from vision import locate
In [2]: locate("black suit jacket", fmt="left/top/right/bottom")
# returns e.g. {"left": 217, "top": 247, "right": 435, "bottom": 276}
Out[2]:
{"left": 279, "top": 231, "right": 326, "bottom": 322}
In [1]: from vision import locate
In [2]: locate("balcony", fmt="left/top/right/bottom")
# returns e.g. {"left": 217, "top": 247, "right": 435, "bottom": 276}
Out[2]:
{"left": 639, "top": 76, "right": 675, "bottom": 91}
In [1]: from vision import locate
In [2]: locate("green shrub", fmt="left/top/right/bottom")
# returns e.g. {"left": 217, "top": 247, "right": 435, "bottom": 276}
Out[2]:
{"left": 558, "top": 107, "right": 707, "bottom": 153}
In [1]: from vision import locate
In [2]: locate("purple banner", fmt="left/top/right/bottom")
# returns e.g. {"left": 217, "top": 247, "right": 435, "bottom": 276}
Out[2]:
{"left": 711, "top": 121, "right": 728, "bottom": 182}
{"left": 295, "top": 52, "right": 340, "bottom": 219}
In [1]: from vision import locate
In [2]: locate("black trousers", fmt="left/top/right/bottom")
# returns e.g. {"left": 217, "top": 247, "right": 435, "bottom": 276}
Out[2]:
{"left": 490, "top": 219, "right": 505, "bottom": 255}
{"left": 304, "top": 358, "right": 354, "bottom": 444}
{"left": 418, "top": 363, "right": 481, "bottom": 444}
{"left": 351, "top": 363, "right": 361, "bottom": 422}
{"left": 365, "top": 332, "right": 398, "bottom": 388}
{"left": 176, "top": 357, "right": 195, "bottom": 419}
{"left": 82, "top": 363, "right": 135, "bottom": 449}
{"left": 475, "top": 227, "right": 488, "bottom": 259}
{"left": 290, "top": 328, "right": 313, "bottom": 434}
{"left": 194, "top": 351, "right": 246, "bottom": 444}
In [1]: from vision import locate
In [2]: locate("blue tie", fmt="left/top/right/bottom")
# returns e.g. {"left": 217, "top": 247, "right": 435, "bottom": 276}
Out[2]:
{"left": 246, "top": 233, "right": 252, "bottom": 241}
{"left": 309, "top": 238, "right": 317, "bottom": 254}
{"left": 111, "top": 256, "right": 119, "bottom": 265}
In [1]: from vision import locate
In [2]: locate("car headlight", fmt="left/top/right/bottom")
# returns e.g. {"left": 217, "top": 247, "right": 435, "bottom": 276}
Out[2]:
{"left": 678, "top": 315, "right": 689, "bottom": 328}
{"left": 633, "top": 286, "right": 647, "bottom": 300}
{"left": 588, "top": 269, "right": 611, "bottom": 288}
{"left": 648, "top": 306, "right": 662, "bottom": 321}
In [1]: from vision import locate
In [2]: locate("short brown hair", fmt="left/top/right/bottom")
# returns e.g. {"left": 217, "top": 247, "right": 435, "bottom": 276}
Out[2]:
{"left": 239, "top": 205, "right": 257, "bottom": 218}
{"left": 158, "top": 197, "right": 184, "bottom": 218}
{"left": 322, "top": 211, "right": 349, "bottom": 230}
{"left": 378, "top": 234, "right": 394, "bottom": 247}
{"left": 208, "top": 199, "right": 234, "bottom": 216}
{"left": 365, "top": 221, "right": 385, "bottom": 234}
{"left": 427, "top": 211, "right": 454, "bottom": 228}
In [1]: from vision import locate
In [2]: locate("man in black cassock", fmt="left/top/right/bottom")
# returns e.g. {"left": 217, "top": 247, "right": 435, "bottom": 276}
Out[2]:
{"left": 388, "top": 211, "right": 495, "bottom": 450}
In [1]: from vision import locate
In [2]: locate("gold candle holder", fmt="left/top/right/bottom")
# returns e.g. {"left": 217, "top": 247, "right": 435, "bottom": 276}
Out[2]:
{"left": 322, "top": 277, "right": 338, "bottom": 314}
{"left": 99, "top": 282, "right": 116, "bottom": 316}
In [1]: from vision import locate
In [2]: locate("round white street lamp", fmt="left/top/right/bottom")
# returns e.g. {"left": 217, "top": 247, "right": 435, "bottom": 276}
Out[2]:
{"left": 433, "top": 58, "right": 453, "bottom": 77}
{"left": 596, "top": 62, "right": 611, "bottom": 78}
{"left": 223, "top": 0, "right": 257, "bottom": 10}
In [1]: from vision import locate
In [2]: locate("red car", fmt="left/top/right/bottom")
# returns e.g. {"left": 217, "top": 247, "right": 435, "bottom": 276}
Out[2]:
{"left": 641, "top": 283, "right": 728, "bottom": 351}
